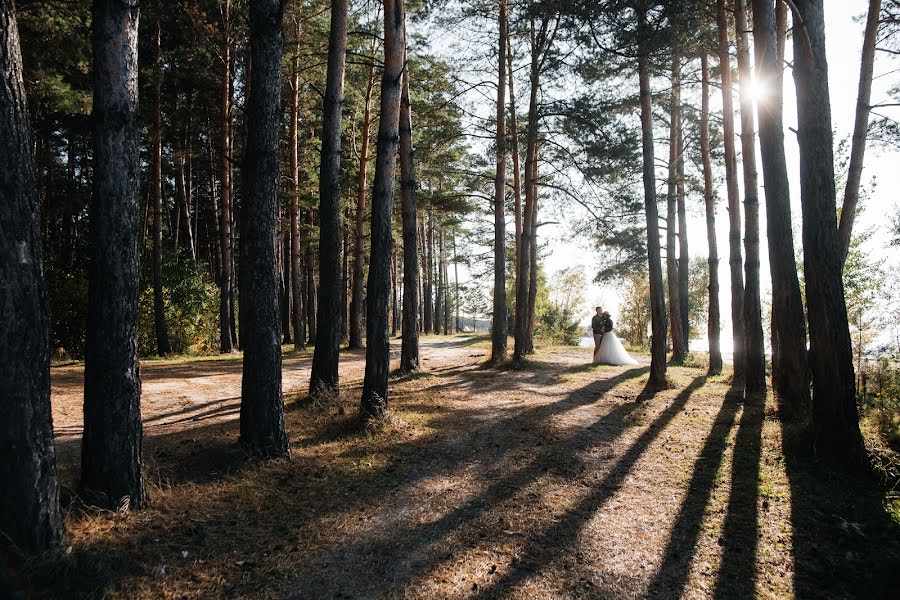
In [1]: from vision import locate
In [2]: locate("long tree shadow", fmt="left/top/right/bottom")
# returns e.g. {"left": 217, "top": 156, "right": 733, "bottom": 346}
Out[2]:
{"left": 643, "top": 381, "right": 743, "bottom": 599}
{"left": 466, "top": 375, "right": 709, "bottom": 599}
{"left": 26, "top": 358, "right": 649, "bottom": 599}
{"left": 780, "top": 419, "right": 900, "bottom": 598}
{"left": 713, "top": 390, "right": 764, "bottom": 599}
{"left": 285, "top": 366, "right": 653, "bottom": 594}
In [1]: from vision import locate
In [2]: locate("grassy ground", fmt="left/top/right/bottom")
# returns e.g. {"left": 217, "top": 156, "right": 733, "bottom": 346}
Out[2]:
{"left": 9, "top": 336, "right": 900, "bottom": 599}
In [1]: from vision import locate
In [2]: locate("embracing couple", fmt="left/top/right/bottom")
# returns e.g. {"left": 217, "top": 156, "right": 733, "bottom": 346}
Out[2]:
{"left": 591, "top": 307, "right": 638, "bottom": 366}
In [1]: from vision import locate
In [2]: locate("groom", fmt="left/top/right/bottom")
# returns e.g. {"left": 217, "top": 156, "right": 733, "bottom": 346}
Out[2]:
{"left": 591, "top": 306, "right": 609, "bottom": 359}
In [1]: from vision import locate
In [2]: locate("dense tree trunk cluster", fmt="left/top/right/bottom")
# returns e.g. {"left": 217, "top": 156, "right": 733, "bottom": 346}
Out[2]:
{"left": 3, "top": 0, "right": 881, "bottom": 558}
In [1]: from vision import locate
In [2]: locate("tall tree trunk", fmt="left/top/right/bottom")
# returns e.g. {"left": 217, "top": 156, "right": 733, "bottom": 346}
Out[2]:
{"left": 637, "top": 3, "right": 667, "bottom": 387}
{"left": 391, "top": 246, "right": 399, "bottom": 336}
{"left": 792, "top": 0, "right": 865, "bottom": 462}
{"left": 207, "top": 125, "right": 223, "bottom": 285}
{"left": 491, "top": 0, "right": 509, "bottom": 362}
{"left": 281, "top": 219, "right": 292, "bottom": 345}
{"left": 151, "top": 18, "right": 170, "bottom": 356}
{"left": 341, "top": 205, "right": 350, "bottom": 342}
{"left": 349, "top": 52, "right": 376, "bottom": 350}
{"left": 82, "top": 0, "right": 146, "bottom": 509}
{"left": 218, "top": 0, "right": 234, "bottom": 353}
{"left": 700, "top": 53, "right": 724, "bottom": 376}
{"left": 525, "top": 146, "right": 539, "bottom": 354}
{"left": 676, "top": 102, "right": 689, "bottom": 347}
{"left": 441, "top": 230, "right": 454, "bottom": 335}
{"left": 175, "top": 134, "right": 195, "bottom": 259}
{"left": 453, "top": 230, "right": 461, "bottom": 331}
{"left": 514, "top": 16, "right": 546, "bottom": 361}
{"left": 667, "top": 51, "right": 686, "bottom": 362}
{"left": 838, "top": 0, "right": 881, "bottom": 264}
{"left": 717, "top": 0, "right": 745, "bottom": 379}
{"left": 310, "top": 0, "right": 349, "bottom": 394}
{"left": 361, "top": 0, "right": 405, "bottom": 420}
{"left": 419, "top": 213, "right": 428, "bottom": 333}
{"left": 239, "top": 0, "right": 288, "bottom": 458}
{"left": 305, "top": 207, "right": 317, "bottom": 343}
{"left": 734, "top": 0, "right": 766, "bottom": 395}
{"left": 289, "top": 18, "right": 305, "bottom": 350}
{"left": 439, "top": 225, "right": 447, "bottom": 334}
{"left": 399, "top": 54, "right": 420, "bottom": 373}
{"left": 508, "top": 35, "right": 523, "bottom": 267}
{"left": 752, "top": 0, "right": 809, "bottom": 416}
{"left": 434, "top": 217, "right": 443, "bottom": 335}
{"left": 0, "top": 0, "right": 61, "bottom": 554}
{"left": 425, "top": 209, "right": 435, "bottom": 334}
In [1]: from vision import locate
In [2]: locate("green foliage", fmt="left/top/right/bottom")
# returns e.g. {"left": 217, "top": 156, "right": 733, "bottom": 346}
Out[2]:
{"left": 686, "top": 257, "right": 709, "bottom": 339}
{"left": 138, "top": 253, "right": 220, "bottom": 357}
{"left": 618, "top": 272, "right": 651, "bottom": 348}
{"left": 859, "top": 359, "right": 900, "bottom": 452}
{"left": 536, "top": 305, "right": 581, "bottom": 346}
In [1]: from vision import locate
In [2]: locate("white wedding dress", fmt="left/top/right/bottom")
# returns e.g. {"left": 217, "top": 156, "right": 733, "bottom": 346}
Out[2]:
{"left": 593, "top": 330, "right": 639, "bottom": 365}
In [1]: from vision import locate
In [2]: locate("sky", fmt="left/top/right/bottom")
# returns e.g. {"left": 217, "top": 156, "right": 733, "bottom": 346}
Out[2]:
{"left": 423, "top": 1, "right": 900, "bottom": 339}
{"left": 539, "top": 1, "right": 900, "bottom": 333}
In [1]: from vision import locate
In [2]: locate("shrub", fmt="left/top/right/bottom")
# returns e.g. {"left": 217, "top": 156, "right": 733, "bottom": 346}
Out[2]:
{"left": 138, "top": 252, "right": 220, "bottom": 357}
{"left": 536, "top": 305, "right": 580, "bottom": 346}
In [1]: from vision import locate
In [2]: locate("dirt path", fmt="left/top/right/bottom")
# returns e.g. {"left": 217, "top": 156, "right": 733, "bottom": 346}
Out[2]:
{"left": 50, "top": 336, "right": 482, "bottom": 459}
{"left": 34, "top": 336, "right": 900, "bottom": 599}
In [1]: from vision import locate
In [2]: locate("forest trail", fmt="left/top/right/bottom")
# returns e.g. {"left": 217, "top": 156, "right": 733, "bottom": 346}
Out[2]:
{"left": 49, "top": 336, "right": 481, "bottom": 459}
{"left": 39, "top": 336, "right": 899, "bottom": 599}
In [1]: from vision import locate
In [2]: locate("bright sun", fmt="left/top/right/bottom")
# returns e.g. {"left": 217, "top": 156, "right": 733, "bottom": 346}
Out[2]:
{"left": 746, "top": 78, "right": 768, "bottom": 104}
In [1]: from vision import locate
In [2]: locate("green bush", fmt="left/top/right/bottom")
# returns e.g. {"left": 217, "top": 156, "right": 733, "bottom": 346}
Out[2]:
{"left": 138, "top": 252, "right": 220, "bottom": 357}
{"left": 536, "top": 305, "right": 581, "bottom": 346}
{"left": 859, "top": 359, "right": 900, "bottom": 452}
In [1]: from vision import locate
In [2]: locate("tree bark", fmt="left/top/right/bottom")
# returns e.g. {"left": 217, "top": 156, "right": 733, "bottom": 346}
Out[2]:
{"left": 361, "top": 0, "right": 405, "bottom": 420}
{"left": 676, "top": 96, "right": 689, "bottom": 348}
{"left": 508, "top": 35, "right": 523, "bottom": 269}
{"left": 667, "top": 51, "right": 686, "bottom": 362}
{"left": 310, "top": 0, "right": 348, "bottom": 395}
{"left": 514, "top": 16, "right": 546, "bottom": 361}
{"left": 82, "top": 0, "right": 146, "bottom": 509}
{"left": 218, "top": 0, "right": 234, "bottom": 353}
{"left": 734, "top": 0, "right": 766, "bottom": 395}
{"left": 349, "top": 48, "right": 377, "bottom": 350}
{"left": 443, "top": 228, "right": 450, "bottom": 333}
{"left": 637, "top": 3, "right": 667, "bottom": 387}
{"left": 717, "top": 0, "right": 745, "bottom": 379}
{"left": 151, "top": 17, "right": 170, "bottom": 356}
{"left": 305, "top": 206, "right": 317, "bottom": 343}
{"left": 700, "top": 53, "right": 724, "bottom": 376}
{"left": 175, "top": 138, "right": 195, "bottom": 259}
{"left": 341, "top": 205, "right": 350, "bottom": 342}
{"left": 289, "top": 18, "right": 305, "bottom": 350}
{"left": 391, "top": 245, "right": 399, "bottom": 336}
{"left": 792, "top": 0, "right": 865, "bottom": 462}
{"left": 0, "top": 0, "right": 61, "bottom": 554}
{"left": 453, "top": 230, "right": 461, "bottom": 332}
{"left": 434, "top": 216, "right": 443, "bottom": 335}
{"left": 525, "top": 145, "right": 539, "bottom": 354}
{"left": 399, "top": 54, "right": 420, "bottom": 373}
{"left": 239, "top": 0, "right": 288, "bottom": 459}
{"left": 752, "top": 0, "right": 809, "bottom": 416}
{"left": 426, "top": 209, "right": 435, "bottom": 333}
{"left": 281, "top": 215, "right": 292, "bottom": 345}
{"left": 491, "top": 0, "right": 509, "bottom": 363}
{"left": 838, "top": 0, "right": 881, "bottom": 265}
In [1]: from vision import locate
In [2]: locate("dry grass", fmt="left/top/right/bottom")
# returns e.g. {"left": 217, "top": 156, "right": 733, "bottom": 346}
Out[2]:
{"left": 10, "top": 337, "right": 900, "bottom": 599}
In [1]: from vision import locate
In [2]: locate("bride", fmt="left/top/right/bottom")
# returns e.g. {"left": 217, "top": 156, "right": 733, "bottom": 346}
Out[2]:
{"left": 593, "top": 312, "right": 639, "bottom": 366}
